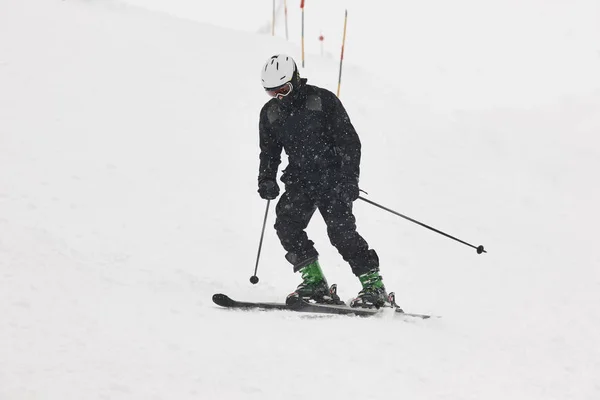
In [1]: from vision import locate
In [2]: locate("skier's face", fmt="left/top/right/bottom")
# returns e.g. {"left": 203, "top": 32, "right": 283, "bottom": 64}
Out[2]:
{"left": 265, "top": 82, "right": 293, "bottom": 101}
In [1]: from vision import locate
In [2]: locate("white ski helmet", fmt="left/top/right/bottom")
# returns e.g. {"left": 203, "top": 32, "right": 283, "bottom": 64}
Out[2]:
{"left": 261, "top": 54, "right": 298, "bottom": 89}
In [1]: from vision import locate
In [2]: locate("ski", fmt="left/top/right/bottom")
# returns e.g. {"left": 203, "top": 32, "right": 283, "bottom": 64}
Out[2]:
{"left": 387, "top": 292, "right": 432, "bottom": 319}
{"left": 212, "top": 293, "right": 432, "bottom": 319}
{"left": 212, "top": 293, "right": 378, "bottom": 316}
{"left": 392, "top": 309, "right": 431, "bottom": 319}
{"left": 212, "top": 293, "right": 290, "bottom": 311}
{"left": 286, "top": 296, "right": 381, "bottom": 316}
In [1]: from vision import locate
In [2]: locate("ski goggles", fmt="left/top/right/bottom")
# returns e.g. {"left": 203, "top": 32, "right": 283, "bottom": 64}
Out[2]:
{"left": 265, "top": 82, "right": 293, "bottom": 99}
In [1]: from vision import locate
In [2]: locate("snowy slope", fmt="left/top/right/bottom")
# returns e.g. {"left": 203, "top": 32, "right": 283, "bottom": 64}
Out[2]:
{"left": 1, "top": 0, "right": 599, "bottom": 399}
{"left": 121, "top": 0, "right": 600, "bottom": 108}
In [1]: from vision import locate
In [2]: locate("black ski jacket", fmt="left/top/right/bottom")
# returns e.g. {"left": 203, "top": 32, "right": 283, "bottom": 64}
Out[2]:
{"left": 258, "top": 79, "right": 361, "bottom": 192}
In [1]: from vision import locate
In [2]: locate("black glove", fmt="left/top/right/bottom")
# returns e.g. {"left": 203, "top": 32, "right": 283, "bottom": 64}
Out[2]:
{"left": 258, "top": 179, "right": 280, "bottom": 200}
{"left": 334, "top": 181, "right": 360, "bottom": 203}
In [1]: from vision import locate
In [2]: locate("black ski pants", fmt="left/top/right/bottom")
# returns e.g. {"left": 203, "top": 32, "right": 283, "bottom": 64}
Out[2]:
{"left": 274, "top": 189, "right": 379, "bottom": 276}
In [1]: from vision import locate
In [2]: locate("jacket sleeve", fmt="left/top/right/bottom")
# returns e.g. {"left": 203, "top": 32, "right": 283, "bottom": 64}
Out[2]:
{"left": 327, "top": 93, "right": 361, "bottom": 183}
{"left": 258, "top": 105, "right": 282, "bottom": 183}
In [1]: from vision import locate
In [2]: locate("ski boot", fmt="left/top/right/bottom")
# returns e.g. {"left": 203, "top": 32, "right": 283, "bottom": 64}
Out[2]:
{"left": 350, "top": 269, "right": 388, "bottom": 309}
{"left": 286, "top": 260, "right": 344, "bottom": 305}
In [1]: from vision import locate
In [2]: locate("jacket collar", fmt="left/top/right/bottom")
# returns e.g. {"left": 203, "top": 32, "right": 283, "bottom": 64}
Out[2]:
{"left": 280, "top": 78, "right": 308, "bottom": 109}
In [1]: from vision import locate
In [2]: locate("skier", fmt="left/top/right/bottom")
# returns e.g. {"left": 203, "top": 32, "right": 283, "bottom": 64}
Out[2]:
{"left": 257, "top": 54, "right": 387, "bottom": 308}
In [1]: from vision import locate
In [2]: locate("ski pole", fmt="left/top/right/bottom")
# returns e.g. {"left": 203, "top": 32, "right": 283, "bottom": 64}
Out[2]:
{"left": 250, "top": 200, "right": 271, "bottom": 284}
{"left": 358, "top": 196, "right": 487, "bottom": 254}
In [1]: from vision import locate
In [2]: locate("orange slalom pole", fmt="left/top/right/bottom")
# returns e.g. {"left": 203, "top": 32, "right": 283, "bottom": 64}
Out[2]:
{"left": 337, "top": 9, "right": 348, "bottom": 97}
{"left": 300, "top": 0, "right": 305, "bottom": 67}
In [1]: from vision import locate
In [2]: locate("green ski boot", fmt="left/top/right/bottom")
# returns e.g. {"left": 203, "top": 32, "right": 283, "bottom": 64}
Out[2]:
{"left": 286, "top": 260, "right": 343, "bottom": 305}
{"left": 350, "top": 269, "right": 388, "bottom": 308}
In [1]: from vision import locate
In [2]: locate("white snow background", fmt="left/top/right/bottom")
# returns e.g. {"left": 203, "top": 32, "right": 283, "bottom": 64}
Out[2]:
{"left": 1, "top": 0, "right": 599, "bottom": 399}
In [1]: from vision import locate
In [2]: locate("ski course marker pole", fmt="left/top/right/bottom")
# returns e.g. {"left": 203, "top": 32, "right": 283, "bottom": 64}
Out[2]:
{"left": 319, "top": 32, "right": 324, "bottom": 56}
{"left": 272, "top": 0, "right": 276, "bottom": 36}
{"left": 300, "top": 0, "right": 305, "bottom": 67}
{"left": 284, "top": 0, "right": 289, "bottom": 41}
{"left": 337, "top": 9, "right": 348, "bottom": 97}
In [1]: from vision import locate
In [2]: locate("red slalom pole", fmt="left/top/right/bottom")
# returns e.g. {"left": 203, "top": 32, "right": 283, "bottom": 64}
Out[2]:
{"left": 319, "top": 32, "right": 324, "bottom": 56}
